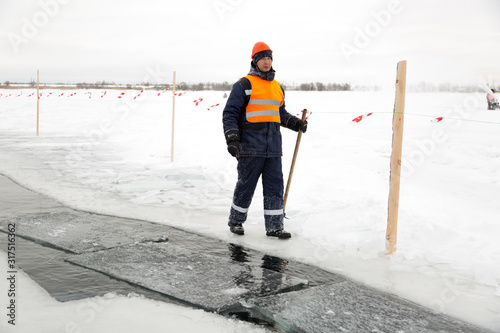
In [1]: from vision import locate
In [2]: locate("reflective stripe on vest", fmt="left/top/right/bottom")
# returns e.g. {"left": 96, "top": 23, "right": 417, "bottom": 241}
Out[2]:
{"left": 245, "top": 75, "right": 283, "bottom": 123}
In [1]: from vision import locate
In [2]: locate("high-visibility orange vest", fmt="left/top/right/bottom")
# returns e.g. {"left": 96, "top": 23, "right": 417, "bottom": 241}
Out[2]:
{"left": 245, "top": 75, "right": 283, "bottom": 123}
{"left": 488, "top": 93, "right": 494, "bottom": 101}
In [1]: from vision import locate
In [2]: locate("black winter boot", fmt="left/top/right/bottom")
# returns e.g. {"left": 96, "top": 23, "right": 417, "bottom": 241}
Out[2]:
{"left": 228, "top": 222, "right": 244, "bottom": 235}
{"left": 266, "top": 230, "right": 291, "bottom": 239}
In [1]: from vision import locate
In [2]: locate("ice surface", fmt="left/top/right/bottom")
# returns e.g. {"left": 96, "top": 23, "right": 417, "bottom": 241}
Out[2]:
{"left": 0, "top": 211, "right": 168, "bottom": 253}
{"left": 67, "top": 242, "right": 308, "bottom": 311}
{"left": 0, "top": 158, "right": 494, "bottom": 332}
{"left": 0, "top": 252, "right": 270, "bottom": 333}
{"left": 1, "top": 89, "right": 499, "bottom": 330}
{"left": 244, "top": 282, "right": 490, "bottom": 333}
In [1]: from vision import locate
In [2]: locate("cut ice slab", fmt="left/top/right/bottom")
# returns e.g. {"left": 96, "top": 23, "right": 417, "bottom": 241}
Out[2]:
{"left": 0, "top": 211, "right": 168, "bottom": 253}
{"left": 67, "top": 242, "right": 308, "bottom": 311}
{"left": 241, "top": 281, "right": 490, "bottom": 333}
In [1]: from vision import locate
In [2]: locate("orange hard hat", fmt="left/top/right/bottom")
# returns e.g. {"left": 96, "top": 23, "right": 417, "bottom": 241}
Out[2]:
{"left": 252, "top": 42, "right": 272, "bottom": 59}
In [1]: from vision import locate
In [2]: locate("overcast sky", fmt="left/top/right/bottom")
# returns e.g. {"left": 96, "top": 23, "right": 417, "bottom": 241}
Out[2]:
{"left": 1, "top": 0, "right": 499, "bottom": 88}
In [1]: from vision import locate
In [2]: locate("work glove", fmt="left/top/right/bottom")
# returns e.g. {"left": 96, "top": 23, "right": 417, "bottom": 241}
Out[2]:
{"left": 296, "top": 119, "right": 308, "bottom": 133}
{"left": 227, "top": 141, "right": 240, "bottom": 159}
{"left": 286, "top": 117, "right": 308, "bottom": 133}
{"left": 225, "top": 129, "right": 240, "bottom": 159}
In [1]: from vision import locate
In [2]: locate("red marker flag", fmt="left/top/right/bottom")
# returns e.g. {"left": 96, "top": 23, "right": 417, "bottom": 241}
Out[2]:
{"left": 352, "top": 113, "right": 373, "bottom": 123}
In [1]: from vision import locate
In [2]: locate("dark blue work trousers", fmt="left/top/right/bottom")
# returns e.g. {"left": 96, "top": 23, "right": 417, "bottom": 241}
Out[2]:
{"left": 229, "top": 156, "right": 284, "bottom": 232}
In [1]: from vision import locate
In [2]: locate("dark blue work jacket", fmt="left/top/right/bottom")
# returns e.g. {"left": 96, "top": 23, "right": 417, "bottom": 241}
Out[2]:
{"left": 222, "top": 69, "right": 295, "bottom": 158}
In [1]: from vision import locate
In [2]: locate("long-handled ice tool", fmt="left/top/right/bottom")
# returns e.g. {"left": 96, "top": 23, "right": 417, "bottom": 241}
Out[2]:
{"left": 283, "top": 109, "right": 308, "bottom": 218}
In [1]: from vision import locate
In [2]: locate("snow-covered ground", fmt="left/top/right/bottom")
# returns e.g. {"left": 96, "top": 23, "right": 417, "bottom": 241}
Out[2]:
{"left": 0, "top": 87, "right": 499, "bottom": 331}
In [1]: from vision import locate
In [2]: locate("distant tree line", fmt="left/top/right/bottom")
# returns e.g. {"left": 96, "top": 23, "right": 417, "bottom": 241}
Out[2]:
{"left": 175, "top": 82, "right": 233, "bottom": 91}
{"left": 172, "top": 81, "right": 352, "bottom": 91}
{"left": 1, "top": 80, "right": 497, "bottom": 93}
{"left": 408, "top": 82, "right": 491, "bottom": 93}
{"left": 293, "top": 82, "right": 351, "bottom": 91}
{"left": 72, "top": 81, "right": 353, "bottom": 91}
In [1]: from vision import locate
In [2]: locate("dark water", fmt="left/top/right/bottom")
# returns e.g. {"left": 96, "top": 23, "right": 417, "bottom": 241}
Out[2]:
{"left": 0, "top": 234, "right": 186, "bottom": 305}
{"left": 0, "top": 225, "right": 340, "bottom": 303}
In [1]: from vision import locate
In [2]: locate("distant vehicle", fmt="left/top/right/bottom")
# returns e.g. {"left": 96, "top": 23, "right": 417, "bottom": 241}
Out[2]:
{"left": 487, "top": 90, "right": 499, "bottom": 110}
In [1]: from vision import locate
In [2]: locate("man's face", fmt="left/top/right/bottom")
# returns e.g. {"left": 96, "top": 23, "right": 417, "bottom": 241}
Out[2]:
{"left": 256, "top": 56, "right": 272, "bottom": 72}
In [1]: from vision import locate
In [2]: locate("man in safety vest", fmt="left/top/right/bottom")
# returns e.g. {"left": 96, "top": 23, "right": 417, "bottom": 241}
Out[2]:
{"left": 222, "top": 42, "right": 307, "bottom": 239}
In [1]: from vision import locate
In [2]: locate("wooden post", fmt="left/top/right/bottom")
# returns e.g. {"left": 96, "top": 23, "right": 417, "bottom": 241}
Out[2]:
{"left": 171, "top": 71, "right": 176, "bottom": 162}
{"left": 37, "top": 69, "right": 40, "bottom": 136}
{"left": 283, "top": 109, "right": 308, "bottom": 216}
{"left": 386, "top": 60, "right": 407, "bottom": 255}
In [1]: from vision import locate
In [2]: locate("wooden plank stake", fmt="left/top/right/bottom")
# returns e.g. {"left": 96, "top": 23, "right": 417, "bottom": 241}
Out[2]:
{"left": 37, "top": 69, "right": 40, "bottom": 136}
{"left": 386, "top": 60, "right": 407, "bottom": 255}
{"left": 283, "top": 109, "right": 308, "bottom": 217}
{"left": 171, "top": 71, "right": 176, "bottom": 162}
